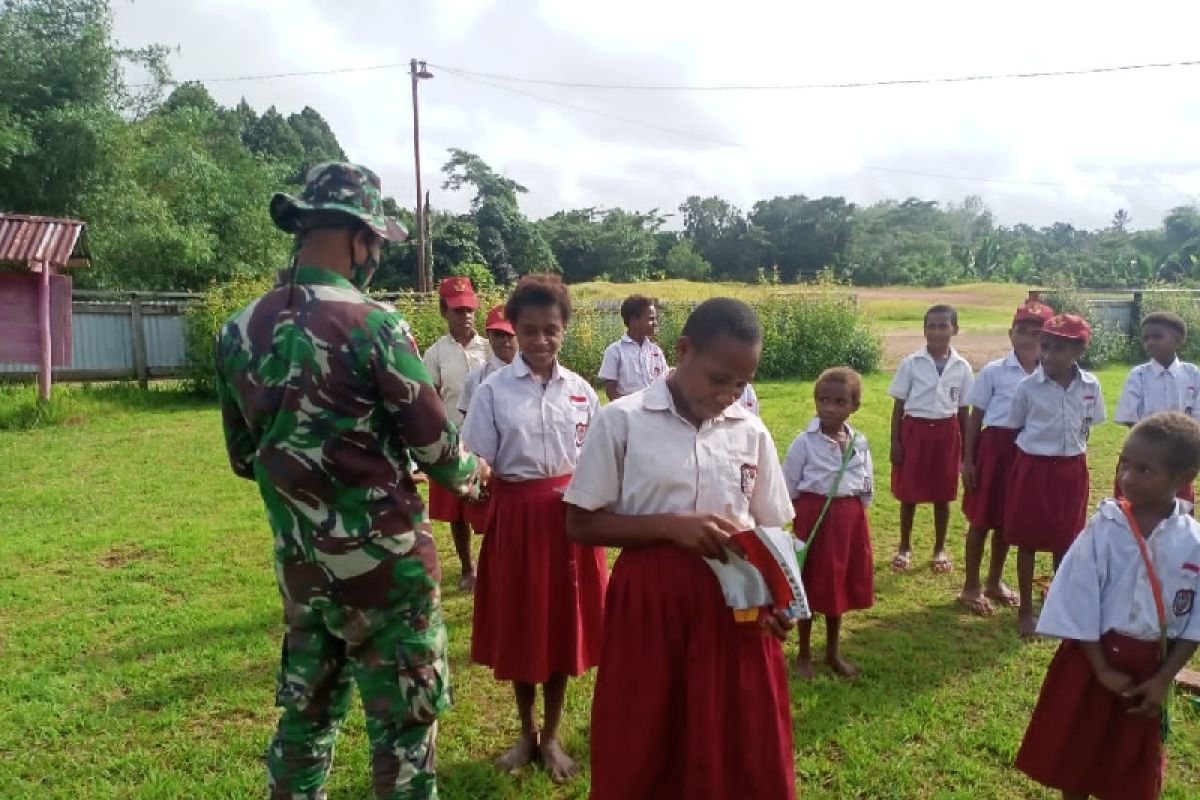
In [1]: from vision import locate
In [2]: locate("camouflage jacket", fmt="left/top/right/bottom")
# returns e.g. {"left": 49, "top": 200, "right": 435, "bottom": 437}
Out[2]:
{"left": 215, "top": 264, "right": 482, "bottom": 611}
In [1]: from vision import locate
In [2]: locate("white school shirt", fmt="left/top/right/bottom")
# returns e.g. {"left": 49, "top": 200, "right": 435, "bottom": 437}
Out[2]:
{"left": 459, "top": 357, "right": 599, "bottom": 481}
{"left": 1037, "top": 498, "right": 1200, "bottom": 642}
{"left": 423, "top": 333, "right": 489, "bottom": 427}
{"left": 966, "top": 351, "right": 1036, "bottom": 428}
{"left": 737, "top": 383, "right": 760, "bottom": 417}
{"left": 1006, "top": 365, "right": 1106, "bottom": 457}
{"left": 782, "top": 418, "right": 874, "bottom": 505}
{"left": 887, "top": 346, "right": 975, "bottom": 419}
{"left": 563, "top": 377, "right": 794, "bottom": 531}
{"left": 597, "top": 334, "right": 668, "bottom": 396}
{"left": 458, "top": 354, "right": 511, "bottom": 418}
{"left": 1113, "top": 358, "right": 1200, "bottom": 425}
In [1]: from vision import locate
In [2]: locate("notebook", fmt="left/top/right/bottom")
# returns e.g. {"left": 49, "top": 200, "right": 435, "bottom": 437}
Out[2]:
{"left": 704, "top": 526, "right": 811, "bottom": 623}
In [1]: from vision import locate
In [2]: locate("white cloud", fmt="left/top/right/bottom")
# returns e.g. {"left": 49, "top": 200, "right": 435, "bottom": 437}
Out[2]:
{"left": 112, "top": 0, "right": 1200, "bottom": 229}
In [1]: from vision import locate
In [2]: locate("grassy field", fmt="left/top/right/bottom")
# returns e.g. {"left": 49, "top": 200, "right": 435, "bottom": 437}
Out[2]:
{"left": 2, "top": 369, "right": 1199, "bottom": 799}
{"left": 571, "top": 279, "right": 1031, "bottom": 332}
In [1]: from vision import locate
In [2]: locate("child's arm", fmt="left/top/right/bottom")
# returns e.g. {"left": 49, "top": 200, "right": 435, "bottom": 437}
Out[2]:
{"left": 781, "top": 435, "right": 808, "bottom": 500}
{"left": 956, "top": 406, "right": 970, "bottom": 460}
{"left": 890, "top": 399, "right": 905, "bottom": 466}
{"left": 1078, "top": 641, "right": 1135, "bottom": 695}
{"left": 961, "top": 407, "right": 985, "bottom": 493}
{"left": 597, "top": 343, "right": 622, "bottom": 401}
{"left": 422, "top": 342, "right": 443, "bottom": 393}
{"left": 1112, "top": 368, "right": 1142, "bottom": 428}
{"left": 1124, "top": 639, "right": 1200, "bottom": 716}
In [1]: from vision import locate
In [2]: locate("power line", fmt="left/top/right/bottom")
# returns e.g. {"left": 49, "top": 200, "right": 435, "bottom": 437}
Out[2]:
{"left": 431, "top": 58, "right": 1200, "bottom": 92}
{"left": 446, "top": 70, "right": 1195, "bottom": 192}
{"left": 441, "top": 69, "right": 744, "bottom": 149}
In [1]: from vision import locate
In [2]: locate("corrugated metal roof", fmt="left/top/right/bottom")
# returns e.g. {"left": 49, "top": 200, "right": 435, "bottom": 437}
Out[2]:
{"left": 0, "top": 213, "right": 88, "bottom": 270}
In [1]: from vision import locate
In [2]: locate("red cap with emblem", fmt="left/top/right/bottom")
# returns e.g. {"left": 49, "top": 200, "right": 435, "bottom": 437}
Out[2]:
{"left": 1041, "top": 313, "right": 1092, "bottom": 344}
{"left": 1013, "top": 300, "right": 1054, "bottom": 326}
{"left": 438, "top": 276, "right": 479, "bottom": 310}
{"left": 484, "top": 304, "right": 514, "bottom": 335}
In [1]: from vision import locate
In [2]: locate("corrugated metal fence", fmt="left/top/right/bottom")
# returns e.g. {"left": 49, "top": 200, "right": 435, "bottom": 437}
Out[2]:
{"left": 0, "top": 291, "right": 192, "bottom": 385}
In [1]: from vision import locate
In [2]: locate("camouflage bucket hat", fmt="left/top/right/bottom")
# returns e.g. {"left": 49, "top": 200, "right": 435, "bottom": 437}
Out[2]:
{"left": 269, "top": 162, "right": 408, "bottom": 242}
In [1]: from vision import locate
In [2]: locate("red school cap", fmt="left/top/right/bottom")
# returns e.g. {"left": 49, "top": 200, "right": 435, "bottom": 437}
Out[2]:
{"left": 1041, "top": 313, "right": 1092, "bottom": 344}
{"left": 1012, "top": 300, "right": 1054, "bottom": 326}
{"left": 484, "top": 304, "right": 514, "bottom": 335}
{"left": 438, "top": 276, "right": 479, "bottom": 310}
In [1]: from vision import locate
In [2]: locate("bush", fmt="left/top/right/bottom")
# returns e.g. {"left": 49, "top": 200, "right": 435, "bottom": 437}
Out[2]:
{"left": 184, "top": 274, "right": 274, "bottom": 396}
{"left": 751, "top": 293, "right": 882, "bottom": 379}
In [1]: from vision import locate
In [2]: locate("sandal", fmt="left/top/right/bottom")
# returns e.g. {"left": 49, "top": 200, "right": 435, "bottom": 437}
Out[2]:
{"left": 957, "top": 593, "right": 994, "bottom": 617}
{"left": 984, "top": 587, "right": 1020, "bottom": 609}
{"left": 891, "top": 551, "right": 913, "bottom": 572}
{"left": 932, "top": 554, "right": 954, "bottom": 573}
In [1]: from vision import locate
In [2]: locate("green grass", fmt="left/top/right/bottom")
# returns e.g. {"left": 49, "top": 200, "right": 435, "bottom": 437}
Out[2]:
{"left": 570, "top": 279, "right": 1029, "bottom": 333}
{"left": 2, "top": 370, "right": 1198, "bottom": 799}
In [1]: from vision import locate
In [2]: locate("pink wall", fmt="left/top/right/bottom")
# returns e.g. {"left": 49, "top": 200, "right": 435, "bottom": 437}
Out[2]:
{"left": 0, "top": 269, "right": 71, "bottom": 366}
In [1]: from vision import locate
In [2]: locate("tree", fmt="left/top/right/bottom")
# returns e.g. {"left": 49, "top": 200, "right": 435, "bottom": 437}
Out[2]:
{"left": 441, "top": 149, "right": 556, "bottom": 280}
{"left": 664, "top": 239, "right": 711, "bottom": 281}
{"left": 678, "top": 195, "right": 755, "bottom": 279}
{"left": 1111, "top": 208, "right": 1132, "bottom": 233}
{"left": 242, "top": 106, "right": 305, "bottom": 168}
{"left": 287, "top": 106, "right": 346, "bottom": 172}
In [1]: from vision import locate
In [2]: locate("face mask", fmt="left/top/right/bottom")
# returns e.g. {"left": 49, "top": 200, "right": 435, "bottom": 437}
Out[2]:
{"left": 349, "top": 239, "right": 380, "bottom": 290}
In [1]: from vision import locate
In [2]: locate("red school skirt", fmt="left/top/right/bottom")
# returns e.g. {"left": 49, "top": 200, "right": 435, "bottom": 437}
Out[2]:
{"left": 792, "top": 493, "right": 874, "bottom": 616}
{"left": 428, "top": 480, "right": 466, "bottom": 524}
{"left": 1016, "top": 632, "right": 1164, "bottom": 800}
{"left": 470, "top": 475, "right": 608, "bottom": 684}
{"left": 961, "top": 426, "right": 1019, "bottom": 530}
{"left": 589, "top": 544, "right": 795, "bottom": 800}
{"left": 891, "top": 416, "right": 961, "bottom": 503}
{"left": 1002, "top": 451, "right": 1089, "bottom": 554}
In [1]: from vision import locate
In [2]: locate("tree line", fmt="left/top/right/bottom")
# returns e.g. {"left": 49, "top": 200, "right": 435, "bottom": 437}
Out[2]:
{"left": 4, "top": 0, "right": 1200, "bottom": 293}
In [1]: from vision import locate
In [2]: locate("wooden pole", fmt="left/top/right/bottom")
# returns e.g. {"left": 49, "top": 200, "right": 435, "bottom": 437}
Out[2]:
{"left": 37, "top": 261, "right": 51, "bottom": 401}
{"left": 411, "top": 59, "right": 427, "bottom": 293}
{"left": 130, "top": 293, "right": 149, "bottom": 389}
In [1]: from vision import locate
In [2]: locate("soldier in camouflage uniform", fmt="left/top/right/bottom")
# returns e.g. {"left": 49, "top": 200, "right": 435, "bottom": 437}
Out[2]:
{"left": 215, "top": 162, "right": 487, "bottom": 800}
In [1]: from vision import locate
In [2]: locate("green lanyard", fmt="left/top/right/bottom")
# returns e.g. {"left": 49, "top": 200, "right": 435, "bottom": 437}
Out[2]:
{"left": 797, "top": 432, "right": 858, "bottom": 571}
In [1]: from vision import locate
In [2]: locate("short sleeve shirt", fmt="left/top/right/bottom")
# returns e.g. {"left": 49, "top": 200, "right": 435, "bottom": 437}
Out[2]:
{"left": 1114, "top": 359, "right": 1200, "bottom": 424}
{"left": 966, "top": 351, "right": 1036, "bottom": 428}
{"left": 888, "top": 346, "right": 974, "bottom": 419}
{"left": 423, "top": 333, "right": 489, "bottom": 427}
{"left": 597, "top": 334, "right": 668, "bottom": 396}
{"left": 783, "top": 418, "right": 874, "bottom": 503}
{"left": 563, "top": 377, "right": 793, "bottom": 531}
{"left": 1006, "top": 365, "right": 1106, "bottom": 457}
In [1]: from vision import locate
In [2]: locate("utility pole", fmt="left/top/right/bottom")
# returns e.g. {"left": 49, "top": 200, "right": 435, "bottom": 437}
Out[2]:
{"left": 410, "top": 59, "right": 433, "bottom": 291}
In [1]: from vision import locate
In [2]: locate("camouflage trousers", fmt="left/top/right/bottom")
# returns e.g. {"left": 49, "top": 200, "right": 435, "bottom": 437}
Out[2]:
{"left": 266, "top": 590, "right": 450, "bottom": 800}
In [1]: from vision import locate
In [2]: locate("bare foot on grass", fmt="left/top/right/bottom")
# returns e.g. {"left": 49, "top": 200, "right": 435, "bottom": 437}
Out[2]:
{"left": 1016, "top": 612, "right": 1038, "bottom": 638}
{"left": 495, "top": 732, "right": 537, "bottom": 774}
{"left": 827, "top": 654, "right": 860, "bottom": 678}
{"left": 539, "top": 736, "right": 579, "bottom": 784}
{"left": 793, "top": 658, "right": 818, "bottom": 680}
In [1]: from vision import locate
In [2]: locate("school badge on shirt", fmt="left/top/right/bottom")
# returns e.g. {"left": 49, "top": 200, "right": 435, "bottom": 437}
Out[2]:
{"left": 740, "top": 464, "right": 757, "bottom": 497}
{"left": 575, "top": 421, "right": 588, "bottom": 448}
{"left": 651, "top": 350, "right": 664, "bottom": 378}
{"left": 1174, "top": 588, "right": 1195, "bottom": 617}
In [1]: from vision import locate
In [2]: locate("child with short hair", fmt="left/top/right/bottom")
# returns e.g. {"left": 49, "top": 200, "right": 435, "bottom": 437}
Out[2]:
{"left": 1015, "top": 411, "right": 1200, "bottom": 800}
{"left": 565, "top": 297, "right": 798, "bottom": 800}
{"left": 458, "top": 303, "right": 518, "bottom": 534}
{"left": 1004, "top": 313, "right": 1105, "bottom": 637}
{"left": 1114, "top": 311, "right": 1200, "bottom": 503}
{"left": 785, "top": 367, "right": 874, "bottom": 679}
{"left": 957, "top": 300, "right": 1053, "bottom": 615}
{"left": 888, "top": 304, "right": 974, "bottom": 573}
{"left": 460, "top": 275, "right": 606, "bottom": 783}
{"left": 598, "top": 293, "right": 667, "bottom": 401}
{"left": 423, "top": 276, "right": 489, "bottom": 590}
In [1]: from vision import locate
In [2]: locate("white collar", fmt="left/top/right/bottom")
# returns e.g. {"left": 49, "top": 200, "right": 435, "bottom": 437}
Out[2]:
{"left": 1033, "top": 363, "right": 1083, "bottom": 386}
{"left": 803, "top": 416, "right": 855, "bottom": 440}
{"left": 512, "top": 355, "right": 562, "bottom": 382}
{"left": 643, "top": 375, "right": 750, "bottom": 423}
{"left": 1098, "top": 496, "right": 1194, "bottom": 524}
{"left": 920, "top": 345, "right": 960, "bottom": 364}
{"left": 1149, "top": 358, "right": 1182, "bottom": 377}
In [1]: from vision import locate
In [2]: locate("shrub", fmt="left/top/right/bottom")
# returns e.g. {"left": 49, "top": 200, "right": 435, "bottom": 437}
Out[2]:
{"left": 184, "top": 274, "right": 273, "bottom": 396}
{"left": 750, "top": 292, "right": 882, "bottom": 379}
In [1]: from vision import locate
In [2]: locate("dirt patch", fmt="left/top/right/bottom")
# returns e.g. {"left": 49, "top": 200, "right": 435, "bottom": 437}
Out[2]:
{"left": 884, "top": 331, "right": 1012, "bottom": 370}
{"left": 99, "top": 544, "right": 154, "bottom": 568}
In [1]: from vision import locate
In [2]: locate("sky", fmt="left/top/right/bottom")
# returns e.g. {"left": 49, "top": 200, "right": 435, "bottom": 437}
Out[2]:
{"left": 112, "top": 0, "right": 1200, "bottom": 230}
